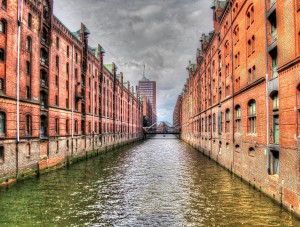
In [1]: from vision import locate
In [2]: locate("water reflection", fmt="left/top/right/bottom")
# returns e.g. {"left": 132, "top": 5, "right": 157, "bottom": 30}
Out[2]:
{"left": 0, "top": 135, "right": 299, "bottom": 226}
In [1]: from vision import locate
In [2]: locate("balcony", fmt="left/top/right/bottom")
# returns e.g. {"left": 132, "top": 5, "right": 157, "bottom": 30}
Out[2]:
{"left": 40, "top": 38, "right": 49, "bottom": 47}
{"left": 40, "top": 79, "right": 48, "bottom": 88}
{"left": 40, "top": 58, "right": 48, "bottom": 68}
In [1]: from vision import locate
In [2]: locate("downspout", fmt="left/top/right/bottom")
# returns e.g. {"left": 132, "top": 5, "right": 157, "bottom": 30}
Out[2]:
{"left": 264, "top": 0, "right": 270, "bottom": 173}
{"left": 71, "top": 45, "right": 75, "bottom": 155}
{"left": 16, "top": 0, "right": 23, "bottom": 178}
{"left": 92, "top": 63, "right": 95, "bottom": 151}
{"left": 105, "top": 77, "right": 108, "bottom": 144}
{"left": 230, "top": 0, "right": 235, "bottom": 172}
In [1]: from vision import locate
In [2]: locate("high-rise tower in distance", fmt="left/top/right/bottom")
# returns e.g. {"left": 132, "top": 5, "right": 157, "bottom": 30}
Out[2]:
{"left": 138, "top": 67, "right": 157, "bottom": 125}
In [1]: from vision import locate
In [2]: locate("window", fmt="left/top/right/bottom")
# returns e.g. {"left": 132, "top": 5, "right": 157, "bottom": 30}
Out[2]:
{"left": 66, "top": 98, "right": 69, "bottom": 108}
{"left": 28, "top": 13, "right": 32, "bottom": 28}
{"left": 75, "top": 120, "right": 78, "bottom": 134}
{"left": 234, "top": 25, "right": 239, "bottom": 44}
{"left": 67, "top": 45, "right": 70, "bottom": 57}
{"left": 268, "top": 150, "right": 279, "bottom": 175}
{"left": 247, "top": 36, "right": 255, "bottom": 56}
{"left": 225, "top": 109, "right": 230, "bottom": 133}
{"left": 43, "top": 1, "right": 49, "bottom": 20}
{"left": 56, "top": 37, "right": 59, "bottom": 49}
{"left": 26, "top": 61, "right": 31, "bottom": 75}
{"left": 55, "top": 118, "right": 59, "bottom": 135}
{"left": 271, "top": 50, "right": 278, "bottom": 78}
{"left": 40, "top": 69, "right": 47, "bottom": 86}
{"left": 56, "top": 56, "right": 59, "bottom": 69}
{"left": 248, "top": 66, "right": 256, "bottom": 82}
{"left": 26, "top": 37, "right": 31, "bottom": 52}
{"left": 0, "top": 146, "right": 4, "bottom": 164}
{"left": 0, "top": 78, "right": 3, "bottom": 91}
{"left": 235, "top": 105, "right": 241, "bottom": 133}
{"left": 249, "top": 147, "right": 255, "bottom": 155}
{"left": 208, "top": 115, "right": 211, "bottom": 133}
{"left": 40, "top": 115, "right": 47, "bottom": 137}
{"left": 66, "top": 119, "right": 69, "bottom": 135}
{"left": 25, "top": 115, "right": 32, "bottom": 136}
{"left": 234, "top": 52, "right": 240, "bottom": 68}
{"left": 75, "top": 52, "right": 78, "bottom": 63}
{"left": 40, "top": 91, "right": 47, "bottom": 108}
{"left": 55, "top": 75, "right": 58, "bottom": 86}
{"left": 218, "top": 111, "right": 223, "bottom": 134}
{"left": 1, "top": 0, "right": 7, "bottom": 10}
{"left": 248, "top": 100, "right": 256, "bottom": 134}
{"left": 0, "top": 112, "right": 5, "bottom": 136}
{"left": 0, "top": 20, "right": 6, "bottom": 34}
{"left": 40, "top": 48, "right": 48, "bottom": 66}
{"left": 0, "top": 48, "right": 5, "bottom": 61}
{"left": 224, "top": 41, "right": 229, "bottom": 56}
{"left": 55, "top": 95, "right": 58, "bottom": 106}
{"left": 26, "top": 86, "right": 30, "bottom": 99}
{"left": 272, "top": 92, "right": 279, "bottom": 144}
{"left": 66, "top": 80, "right": 69, "bottom": 90}
{"left": 213, "top": 113, "right": 216, "bottom": 133}
{"left": 66, "top": 63, "right": 69, "bottom": 74}
{"left": 246, "top": 5, "right": 254, "bottom": 28}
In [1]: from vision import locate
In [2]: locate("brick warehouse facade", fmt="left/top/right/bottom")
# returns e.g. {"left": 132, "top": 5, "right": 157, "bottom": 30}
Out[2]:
{"left": 0, "top": 0, "right": 143, "bottom": 184}
{"left": 177, "top": 0, "right": 300, "bottom": 215}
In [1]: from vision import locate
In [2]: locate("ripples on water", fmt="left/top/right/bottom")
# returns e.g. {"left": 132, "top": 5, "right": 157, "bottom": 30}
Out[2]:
{"left": 0, "top": 135, "right": 299, "bottom": 226}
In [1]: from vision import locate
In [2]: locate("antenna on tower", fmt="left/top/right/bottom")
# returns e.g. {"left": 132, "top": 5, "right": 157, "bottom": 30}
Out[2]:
{"left": 143, "top": 64, "right": 146, "bottom": 79}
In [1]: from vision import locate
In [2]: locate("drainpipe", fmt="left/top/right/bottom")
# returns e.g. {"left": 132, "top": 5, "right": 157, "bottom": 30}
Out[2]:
{"left": 264, "top": 0, "right": 270, "bottom": 173}
{"left": 230, "top": 0, "right": 235, "bottom": 172}
{"left": 105, "top": 77, "right": 108, "bottom": 144}
{"left": 92, "top": 63, "right": 95, "bottom": 151}
{"left": 71, "top": 45, "right": 75, "bottom": 155}
{"left": 16, "top": 0, "right": 23, "bottom": 178}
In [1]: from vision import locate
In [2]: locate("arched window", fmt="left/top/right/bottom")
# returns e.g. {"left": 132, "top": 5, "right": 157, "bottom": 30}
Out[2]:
{"left": 28, "top": 13, "right": 32, "bottom": 28}
{"left": 25, "top": 115, "right": 32, "bottom": 136}
{"left": 271, "top": 92, "right": 279, "bottom": 144}
{"left": 246, "top": 4, "right": 254, "bottom": 28}
{"left": 233, "top": 26, "right": 239, "bottom": 44}
{"left": 26, "top": 37, "right": 31, "bottom": 52}
{"left": 2, "top": 0, "right": 7, "bottom": 10}
{"left": 248, "top": 100, "right": 256, "bottom": 133}
{"left": 0, "top": 112, "right": 5, "bottom": 136}
{"left": 225, "top": 109, "right": 230, "bottom": 133}
{"left": 0, "top": 20, "right": 6, "bottom": 34}
{"left": 0, "top": 48, "right": 5, "bottom": 61}
{"left": 235, "top": 105, "right": 241, "bottom": 133}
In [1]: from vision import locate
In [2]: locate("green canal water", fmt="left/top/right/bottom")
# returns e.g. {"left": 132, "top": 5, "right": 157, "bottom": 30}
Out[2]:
{"left": 0, "top": 135, "right": 299, "bottom": 226}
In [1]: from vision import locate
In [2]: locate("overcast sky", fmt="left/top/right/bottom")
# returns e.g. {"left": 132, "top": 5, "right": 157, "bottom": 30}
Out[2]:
{"left": 54, "top": 0, "right": 213, "bottom": 123}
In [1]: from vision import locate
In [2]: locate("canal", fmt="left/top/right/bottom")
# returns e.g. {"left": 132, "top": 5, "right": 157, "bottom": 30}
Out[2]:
{"left": 0, "top": 135, "right": 299, "bottom": 226}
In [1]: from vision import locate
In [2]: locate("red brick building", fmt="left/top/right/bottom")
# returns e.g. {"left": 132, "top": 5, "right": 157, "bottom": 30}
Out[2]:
{"left": 173, "top": 95, "right": 182, "bottom": 132}
{"left": 0, "top": 0, "right": 143, "bottom": 183}
{"left": 177, "top": 0, "right": 300, "bottom": 215}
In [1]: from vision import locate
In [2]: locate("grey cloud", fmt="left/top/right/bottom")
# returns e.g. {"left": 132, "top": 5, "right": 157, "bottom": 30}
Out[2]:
{"left": 54, "top": 0, "right": 212, "bottom": 123}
